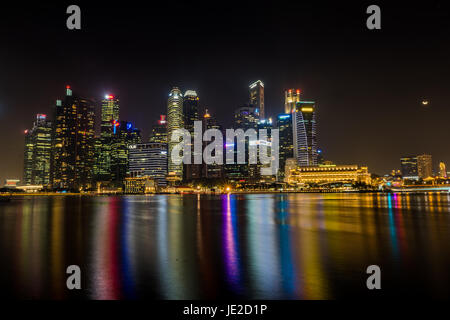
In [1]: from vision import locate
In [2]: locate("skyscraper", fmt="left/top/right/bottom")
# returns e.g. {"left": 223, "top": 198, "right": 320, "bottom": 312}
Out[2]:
{"left": 23, "top": 130, "right": 34, "bottom": 185}
{"left": 284, "top": 89, "right": 301, "bottom": 114}
{"left": 256, "top": 118, "right": 274, "bottom": 183}
{"left": 277, "top": 113, "right": 293, "bottom": 180}
{"left": 167, "top": 87, "right": 184, "bottom": 182}
{"left": 202, "top": 109, "right": 223, "bottom": 179}
{"left": 292, "top": 101, "right": 317, "bottom": 167}
{"left": 417, "top": 154, "right": 433, "bottom": 179}
{"left": 183, "top": 90, "right": 201, "bottom": 181}
{"left": 234, "top": 105, "right": 259, "bottom": 130}
{"left": 96, "top": 95, "right": 120, "bottom": 182}
{"left": 249, "top": 80, "right": 265, "bottom": 119}
{"left": 101, "top": 95, "right": 120, "bottom": 136}
{"left": 439, "top": 161, "right": 447, "bottom": 178}
{"left": 400, "top": 156, "right": 419, "bottom": 180}
{"left": 225, "top": 105, "right": 260, "bottom": 183}
{"left": 128, "top": 143, "right": 168, "bottom": 186}
{"left": 110, "top": 121, "right": 141, "bottom": 185}
{"left": 51, "top": 86, "right": 95, "bottom": 191}
{"left": 149, "top": 115, "right": 168, "bottom": 144}
{"left": 183, "top": 90, "right": 199, "bottom": 133}
{"left": 23, "top": 114, "right": 52, "bottom": 186}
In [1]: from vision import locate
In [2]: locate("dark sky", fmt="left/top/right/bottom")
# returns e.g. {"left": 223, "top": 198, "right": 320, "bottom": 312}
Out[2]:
{"left": 1, "top": 0, "right": 450, "bottom": 183}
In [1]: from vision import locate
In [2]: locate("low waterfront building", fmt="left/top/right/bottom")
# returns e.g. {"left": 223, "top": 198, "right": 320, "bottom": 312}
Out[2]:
{"left": 284, "top": 158, "right": 298, "bottom": 183}
{"left": 124, "top": 176, "right": 157, "bottom": 194}
{"left": 16, "top": 185, "right": 44, "bottom": 193}
{"left": 4, "top": 179, "right": 20, "bottom": 189}
{"left": 286, "top": 164, "right": 371, "bottom": 185}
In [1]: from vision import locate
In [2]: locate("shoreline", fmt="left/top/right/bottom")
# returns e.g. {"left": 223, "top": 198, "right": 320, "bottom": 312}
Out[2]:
{"left": 2, "top": 190, "right": 449, "bottom": 197}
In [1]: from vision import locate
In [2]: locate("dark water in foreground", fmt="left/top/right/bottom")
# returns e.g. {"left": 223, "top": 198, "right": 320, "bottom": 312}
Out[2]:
{"left": 0, "top": 193, "right": 449, "bottom": 299}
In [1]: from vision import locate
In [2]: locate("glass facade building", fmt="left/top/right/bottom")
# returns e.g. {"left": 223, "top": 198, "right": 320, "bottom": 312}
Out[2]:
{"left": 293, "top": 101, "right": 317, "bottom": 167}
{"left": 51, "top": 86, "right": 95, "bottom": 191}
{"left": 183, "top": 90, "right": 202, "bottom": 181}
{"left": 400, "top": 156, "right": 419, "bottom": 180}
{"left": 167, "top": 87, "right": 184, "bottom": 182}
{"left": 249, "top": 80, "right": 265, "bottom": 119}
{"left": 23, "top": 114, "right": 52, "bottom": 186}
{"left": 149, "top": 115, "right": 168, "bottom": 144}
{"left": 128, "top": 143, "right": 168, "bottom": 186}
{"left": 284, "top": 89, "right": 301, "bottom": 114}
{"left": 277, "top": 113, "right": 293, "bottom": 180}
{"left": 417, "top": 154, "right": 433, "bottom": 179}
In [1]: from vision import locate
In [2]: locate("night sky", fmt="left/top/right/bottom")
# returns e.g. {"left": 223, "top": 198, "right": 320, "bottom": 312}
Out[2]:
{"left": 1, "top": 1, "right": 450, "bottom": 183}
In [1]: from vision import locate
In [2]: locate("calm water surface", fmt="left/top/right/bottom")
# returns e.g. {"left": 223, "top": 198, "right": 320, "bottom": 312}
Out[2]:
{"left": 0, "top": 193, "right": 449, "bottom": 299}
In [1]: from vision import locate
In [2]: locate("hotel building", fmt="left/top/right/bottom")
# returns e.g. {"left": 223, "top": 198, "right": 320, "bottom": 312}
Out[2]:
{"left": 286, "top": 164, "right": 371, "bottom": 185}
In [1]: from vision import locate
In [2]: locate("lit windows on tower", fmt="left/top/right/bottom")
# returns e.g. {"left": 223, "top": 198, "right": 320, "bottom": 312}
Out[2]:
{"left": 277, "top": 113, "right": 294, "bottom": 179}
{"left": 249, "top": 80, "right": 265, "bottom": 119}
{"left": 167, "top": 87, "right": 184, "bottom": 181}
{"left": 285, "top": 89, "right": 301, "bottom": 114}
{"left": 149, "top": 115, "right": 168, "bottom": 144}
{"left": 400, "top": 156, "right": 419, "bottom": 180}
{"left": 292, "top": 101, "right": 317, "bottom": 167}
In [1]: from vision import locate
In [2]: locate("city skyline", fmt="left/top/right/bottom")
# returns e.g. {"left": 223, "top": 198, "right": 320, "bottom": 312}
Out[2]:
{"left": 3, "top": 81, "right": 450, "bottom": 185}
{"left": 2, "top": 2, "right": 450, "bottom": 183}
{"left": 3, "top": 1, "right": 450, "bottom": 306}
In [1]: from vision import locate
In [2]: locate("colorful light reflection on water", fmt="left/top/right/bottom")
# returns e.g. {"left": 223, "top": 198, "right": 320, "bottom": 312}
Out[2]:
{"left": 0, "top": 193, "right": 450, "bottom": 299}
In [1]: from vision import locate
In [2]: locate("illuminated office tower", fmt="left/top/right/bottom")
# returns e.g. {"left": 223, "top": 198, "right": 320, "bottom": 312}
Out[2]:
{"left": 277, "top": 113, "right": 293, "bottom": 180}
{"left": 417, "top": 154, "right": 433, "bottom": 179}
{"left": 202, "top": 109, "right": 223, "bottom": 179}
{"left": 51, "top": 86, "right": 95, "bottom": 191}
{"left": 96, "top": 95, "right": 120, "bottom": 181}
{"left": 93, "top": 137, "right": 102, "bottom": 178}
{"left": 292, "top": 101, "right": 317, "bottom": 166}
{"left": 183, "top": 90, "right": 199, "bottom": 133}
{"left": 225, "top": 105, "right": 260, "bottom": 182}
{"left": 149, "top": 115, "right": 168, "bottom": 143}
{"left": 234, "top": 105, "right": 259, "bottom": 130}
{"left": 101, "top": 95, "right": 120, "bottom": 136}
{"left": 167, "top": 87, "right": 184, "bottom": 182}
{"left": 183, "top": 90, "right": 201, "bottom": 181}
{"left": 23, "top": 114, "right": 52, "bottom": 186}
{"left": 439, "top": 161, "right": 447, "bottom": 178}
{"left": 249, "top": 80, "right": 265, "bottom": 118}
{"left": 128, "top": 143, "right": 168, "bottom": 186}
{"left": 23, "top": 130, "right": 34, "bottom": 185}
{"left": 400, "top": 156, "right": 419, "bottom": 180}
{"left": 110, "top": 121, "right": 141, "bottom": 184}
{"left": 284, "top": 89, "right": 301, "bottom": 114}
{"left": 256, "top": 118, "right": 274, "bottom": 183}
